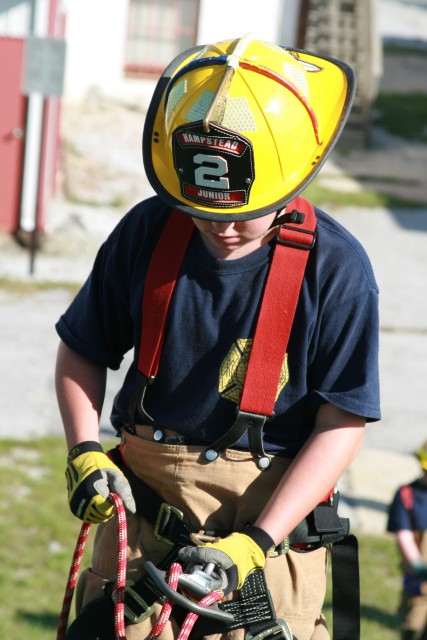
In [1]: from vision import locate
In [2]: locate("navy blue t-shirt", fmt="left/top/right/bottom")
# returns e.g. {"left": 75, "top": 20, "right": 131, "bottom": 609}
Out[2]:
{"left": 387, "top": 480, "right": 427, "bottom": 532}
{"left": 56, "top": 195, "right": 381, "bottom": 455}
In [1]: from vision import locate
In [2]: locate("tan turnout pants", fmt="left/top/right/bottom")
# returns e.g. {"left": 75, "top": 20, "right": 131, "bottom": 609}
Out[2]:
{"left": 76, "top": 427, "right": 330, "bottom": 640}
{"left": 399, "top": 533, "right": 427, "bottom": 638}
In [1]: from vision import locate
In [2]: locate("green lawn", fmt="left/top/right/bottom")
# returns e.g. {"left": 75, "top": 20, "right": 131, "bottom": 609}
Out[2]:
{"left": 0, "top": 437, "right": 402, "bottom": 639}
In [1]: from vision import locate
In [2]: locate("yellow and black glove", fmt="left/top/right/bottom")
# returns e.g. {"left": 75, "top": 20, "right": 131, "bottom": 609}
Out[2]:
{"left": 65, "top": 441, "right": 136, "bottom": 523}
{"left": 178, "top": 525, "right": 275, "bottom": 595}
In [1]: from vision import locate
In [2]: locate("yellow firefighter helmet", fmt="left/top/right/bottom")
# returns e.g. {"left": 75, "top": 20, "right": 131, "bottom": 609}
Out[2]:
{"left": 143, "top": 35, "right": 355, "bottom": 221}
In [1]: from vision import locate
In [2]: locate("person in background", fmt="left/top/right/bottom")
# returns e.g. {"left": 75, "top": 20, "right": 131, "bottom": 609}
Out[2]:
{"left": 387, "top": 441, "right": 427, "bottom": 640}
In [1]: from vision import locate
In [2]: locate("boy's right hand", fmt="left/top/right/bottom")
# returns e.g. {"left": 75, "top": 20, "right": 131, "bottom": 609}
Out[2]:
{"left": 65, "top": 441, "right": 136, "bottom": 523}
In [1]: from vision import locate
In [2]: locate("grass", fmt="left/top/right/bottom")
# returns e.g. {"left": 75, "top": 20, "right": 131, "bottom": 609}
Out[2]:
{"left": 374, "top": 92, "right": 427, "bottom": 143}
{"left": 304, "top": 180, "right": 426, "bottom": 209}
{"left": 0, "top": 277, "right": 81, "bottom": 294}
{"left": 0, "top": 437, "right": 402, "bottom": 639}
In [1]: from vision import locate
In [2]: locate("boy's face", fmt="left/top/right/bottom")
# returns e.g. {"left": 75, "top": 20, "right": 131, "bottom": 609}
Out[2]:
{"left": 191, "top": 211, "right": 278, "bottom": 260}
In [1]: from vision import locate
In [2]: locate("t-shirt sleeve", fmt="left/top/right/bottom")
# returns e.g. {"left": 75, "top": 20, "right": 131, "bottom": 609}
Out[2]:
{"left": 56, "top": 250, "right": 131, "bottom": 369}
{"left": 387, "top": 489, "right": 412, "bottom": 532}
{"left": 308, "top": 219, "right": 381, "bottom": 421}
{"left": 55, "top": 209, "right": 141, "bottom": 370}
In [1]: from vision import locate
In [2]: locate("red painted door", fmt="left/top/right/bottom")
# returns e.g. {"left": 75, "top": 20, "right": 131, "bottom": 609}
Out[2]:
{"left": 0, "top": 37, "right": 27, "bottom": 232}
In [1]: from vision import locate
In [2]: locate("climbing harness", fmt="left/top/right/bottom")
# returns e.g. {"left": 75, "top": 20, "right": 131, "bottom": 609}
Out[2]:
{"left": 61, "top": 443, "right": 358, "bottom": 640}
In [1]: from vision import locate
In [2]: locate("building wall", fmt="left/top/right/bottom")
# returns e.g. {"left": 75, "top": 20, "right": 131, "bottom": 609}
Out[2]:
{"left": 0, "top": 0, "right": 31, "bottom": 35}
{"left": 63, "top": 0, "right": 129, "bottom": 103}
{"left": 62, "top": 0, "right": 302, "bottom": 105}
{"left": 0, "top": 0, "right": 63, "bottom": 232}
{"left": 197, "top": 0, "right": 285, "bottom": 44}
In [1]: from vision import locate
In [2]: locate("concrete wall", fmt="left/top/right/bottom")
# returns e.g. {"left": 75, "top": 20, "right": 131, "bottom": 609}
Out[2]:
{"left": 62, "top": 0, "right": 301, "bottom": 104}
{"left": 0, "top": 0, "right": 31, "bottom": 36}
{"left": 197, "top": 0, "right": 285, "bottom": 44}
{"left": 63, "top": 0, "right": 129, "bottom": 102}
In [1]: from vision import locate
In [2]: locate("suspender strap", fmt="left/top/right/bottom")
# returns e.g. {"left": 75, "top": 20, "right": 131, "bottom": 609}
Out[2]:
{"left": 204, "top": 196, "right": 316, "bottom": 467}
{"left": 127, "top": 209, "right": 194, "bottom": 430}
{"left": 240, "top": 196, "right": 316, "bottom": 417}
{"left": 400, "top": 485, "right": 414, "bottom": 511}
{"left": 139, "top": 209, "right": 194, "bottom": 378}
{"left": 131, "top": 198, "right": 316, "bottom": 462}
{"left": 400, "top": 484, "right": 416, "bottom": 531}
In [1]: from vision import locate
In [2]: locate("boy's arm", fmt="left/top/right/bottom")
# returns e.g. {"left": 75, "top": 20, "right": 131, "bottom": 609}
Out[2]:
{"left": 255, "top": 403, "right": 365, "bottom": 544}
{"left": 55, "top": 340, "right": 135, "bottom": 522}
{"left": 179, "top": 404, "right": 365, "bottom": 594}
{"left": 55, "top": 340, "right": 107, "bottom": 450}
{"left": 397, "top": 529, "right": 425, "bottom": 568}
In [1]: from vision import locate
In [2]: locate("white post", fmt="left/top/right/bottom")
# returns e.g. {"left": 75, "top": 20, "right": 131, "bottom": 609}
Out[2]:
{"left": 19, "top": 0, "right": 49, "bottom": 232}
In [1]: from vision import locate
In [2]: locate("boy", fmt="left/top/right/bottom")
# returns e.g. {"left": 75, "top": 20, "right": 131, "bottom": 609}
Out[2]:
{"left": 56, "top": 36, "right": 381, "bottom": 639}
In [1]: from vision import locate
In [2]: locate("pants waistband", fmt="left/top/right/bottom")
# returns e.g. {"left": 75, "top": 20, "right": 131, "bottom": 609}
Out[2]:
{"left": 129, "top": 424, "right": 207, "bottom": 446}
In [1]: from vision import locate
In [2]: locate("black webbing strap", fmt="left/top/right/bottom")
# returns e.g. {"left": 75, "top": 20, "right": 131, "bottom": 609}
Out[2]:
{"left": 289, "top": 493, "right": 350, "bottom": 548}
{"left": 109, "top": 446, "right": 200, "bottom": 544}
{"left": 331, "top": 534, "right": 360, "bottom": 640}
{"left": 65, "top": 596, "right": 117, "bottom": 639}
{"left": 189, "top": 568, "right": 281, "bottom": 637}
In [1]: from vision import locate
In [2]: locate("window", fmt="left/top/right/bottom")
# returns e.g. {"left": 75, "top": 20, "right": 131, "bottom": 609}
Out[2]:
{"left": 125, "top": 0, "right": 199, "bottom": 77}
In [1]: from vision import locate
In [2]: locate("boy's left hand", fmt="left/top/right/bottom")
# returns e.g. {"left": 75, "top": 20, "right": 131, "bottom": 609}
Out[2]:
{"left": 178, "top": 526, "right": 275, "bottom": 595}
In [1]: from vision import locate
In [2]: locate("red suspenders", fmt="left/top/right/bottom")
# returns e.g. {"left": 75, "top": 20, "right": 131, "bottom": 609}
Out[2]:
{"left": 134, "top": 196, "right": 317, "bottom": 468}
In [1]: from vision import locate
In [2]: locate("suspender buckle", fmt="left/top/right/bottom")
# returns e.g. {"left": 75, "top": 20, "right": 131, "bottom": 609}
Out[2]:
{"left": 204, "top": 409, "right": 271, "bottom": 468}
{"left": 275, "top": 224, "right": 316, "bottom": 250}
{"left": 269, "top": 538, "right": 290, "bottom": 557}
{"left": 112, "top": 580, "right": 156, "bottom": 623}
{"left": 154, "top": 502, "right": 184, "bottom": 545}
{"left": 245, "top": 617, "right": 293, "bottom": 640}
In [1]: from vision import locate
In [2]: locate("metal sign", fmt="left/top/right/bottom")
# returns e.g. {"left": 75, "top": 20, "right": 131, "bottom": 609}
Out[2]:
{"left": 22, "top": 36, "right": 66, "bottom": 98}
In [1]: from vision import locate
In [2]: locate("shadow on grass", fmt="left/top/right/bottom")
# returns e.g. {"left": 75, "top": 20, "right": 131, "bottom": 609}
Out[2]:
{"left": 360, "top": 604, "right": 398, "bottom": 629}
{"left": 15, "top": 609, "right": 59, "bottom": 631}
{"left": 323, "top": 601, "right": 398, "bottom": 630}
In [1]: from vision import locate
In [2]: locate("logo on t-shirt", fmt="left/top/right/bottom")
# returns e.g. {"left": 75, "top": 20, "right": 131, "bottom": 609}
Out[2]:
{"left": 219, "top": 338, "right": 289, "bottom": 403}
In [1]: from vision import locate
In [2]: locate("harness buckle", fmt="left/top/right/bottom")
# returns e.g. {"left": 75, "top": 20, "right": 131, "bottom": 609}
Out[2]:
{"left": 245, "top": 617, "right": 293, "bottom": 640}
{"left": 275, "top": 224, "right": 316, "bottom": 250}
{"left": 112, "top": 580, "right": 156, "bottom": 623}
{"left": 154, "top": 502, "right": 184, "bottom": 545}
{"left": 269, "top": 538, "right": 290, "bottom": 557}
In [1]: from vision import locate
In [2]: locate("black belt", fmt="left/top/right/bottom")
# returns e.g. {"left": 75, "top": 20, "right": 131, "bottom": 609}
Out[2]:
{"left": 123, "top": 423, "right": 208, "bottom": 446}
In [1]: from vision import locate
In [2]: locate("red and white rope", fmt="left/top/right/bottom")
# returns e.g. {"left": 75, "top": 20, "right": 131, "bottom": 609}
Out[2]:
{"left": 58, "top": 496, "right": 222, "bottom": 640}
{"left": 144, "top": 562, "right": 182, "bottom": 640}
{"left": 145, "top": 562, "right": 223, "bottom": 640}
{"left": 111, "top": 492, "right": 128, "bottom": 640}
{"left": 57, "top": 492, "right": 127, "bottom": 640}
{"left": 176, "top": 590, "right": 224, "bottom": 640}
{"left": 56, "top": 520, "right": 91, "bottom": 639}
